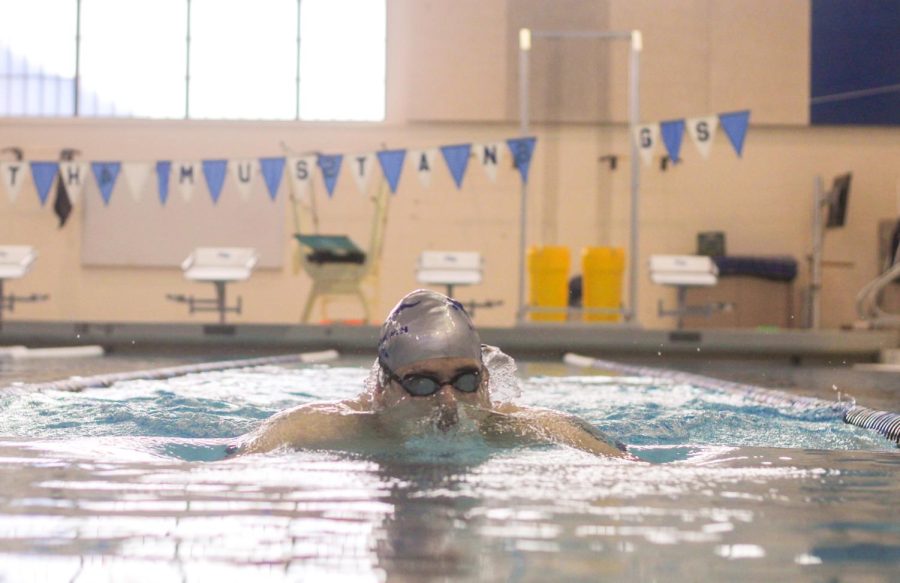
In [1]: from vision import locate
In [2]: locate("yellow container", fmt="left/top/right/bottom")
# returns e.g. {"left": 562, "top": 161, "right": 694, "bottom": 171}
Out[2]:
{"left": 528, "top": 246, "right": 570, "bottom": 322}
{"left": 582, "top": 247, "right": 625, "bottom": 322}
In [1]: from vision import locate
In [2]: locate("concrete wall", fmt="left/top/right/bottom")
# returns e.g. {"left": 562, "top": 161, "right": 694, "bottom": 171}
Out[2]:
{"left": 2, "top": 0, "right": 899, "bottom": 330}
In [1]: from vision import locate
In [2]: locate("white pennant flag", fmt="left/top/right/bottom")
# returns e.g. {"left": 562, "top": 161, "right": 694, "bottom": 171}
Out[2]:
{"left": 230, "top": 159, "right": 257, "bottom": 201}
{"left": 350, "top": 153, "right": 375, "bottom": 195}
{"left": 1, "top": 162, "right": 26, "bottom": 203}
{"left": 634, "top": 124, "right": 660, "bottom": 167}
{"left": 174, "top": 161, "right": 199, "bottom": 202}
{"left": 475, "top": 142, "right": 503, "bottom": 182}
{"left": 287, "top": 156, "right": 317, "bottom": 202}
{"left": 122, "top": 162, "right": 152, "bottom": 202}
{"left": 686, "top": 115, "right": 718, "bottom": 160}
{"left": 58, "top": 161, "right": 89, "bottom": 204}
{"left": 410, "top": 148, "right": 438, "bottom": 188}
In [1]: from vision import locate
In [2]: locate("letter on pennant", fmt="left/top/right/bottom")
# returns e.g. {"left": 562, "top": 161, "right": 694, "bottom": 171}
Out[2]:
{"left": 410, "top": 149, "right": 438, "bottom": 188}
{"left": 476, "top": 142, "right": 503, "bottom": 182}
{"left": 719, "top": 110, "right": 751, "bottom": 157}
{"left": 175, "top": 161, "right": 198, "bottom": 202}
{"left": 634, "top": 124, "right": 659, "bottom": 167}
{"left": 351, "top": 153, "right": 375, "bottom": 195}
{"left": 59, "top": 162, "right": 89, "bottom": 204}
{"left": 0, "top": 162, "right": 25, "bottom": 203}
{"left": 686, "top": 115, "right": 718, "bottom": 159}
{"left": 230, "top": 159, "right": 256, "bottom": 201}
{"left": 287, "top": 156, "right": 316, "bottom": 202}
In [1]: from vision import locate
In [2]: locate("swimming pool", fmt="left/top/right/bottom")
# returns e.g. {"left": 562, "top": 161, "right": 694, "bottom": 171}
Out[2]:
{"left": 0, "top": 352, "right": 898, "bottom": 581}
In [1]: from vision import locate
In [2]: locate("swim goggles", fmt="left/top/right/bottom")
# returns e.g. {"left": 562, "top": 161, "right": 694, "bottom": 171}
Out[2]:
{"left": 379, "top": 359, "right": 483, "bottom": 397}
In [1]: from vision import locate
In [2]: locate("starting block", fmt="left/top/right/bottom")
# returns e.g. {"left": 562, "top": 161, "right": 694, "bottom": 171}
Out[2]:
{"left": 0, "top": 246, "right": 49, "bottom": 329}
{"left": 650, "top": 254, "right": 729, "bottom": 329}
{"left": 416, "top": 251, "right": 502, "bottom": 317}
{"left": 166, "top": 247, "right": 258, "bottom": 324}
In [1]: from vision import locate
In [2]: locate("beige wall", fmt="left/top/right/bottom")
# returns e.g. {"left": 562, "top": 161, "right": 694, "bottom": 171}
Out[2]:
{"left": 2, "top": 0, "right": 899, "bottom": 330}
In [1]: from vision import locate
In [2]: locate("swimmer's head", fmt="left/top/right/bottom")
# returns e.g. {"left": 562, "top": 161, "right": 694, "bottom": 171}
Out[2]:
{"left": 378, "top": 289, "right": 482, "bottom": 371}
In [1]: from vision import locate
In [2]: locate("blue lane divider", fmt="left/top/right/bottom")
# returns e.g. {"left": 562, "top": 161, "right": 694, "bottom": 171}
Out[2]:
{"left": 564, "top": 353, "right": 900, "bottom": 445}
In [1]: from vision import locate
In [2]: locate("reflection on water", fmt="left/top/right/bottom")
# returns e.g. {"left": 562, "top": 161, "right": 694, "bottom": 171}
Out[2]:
{"left": 0, "top": 360, "right": 897, "bottom": 581}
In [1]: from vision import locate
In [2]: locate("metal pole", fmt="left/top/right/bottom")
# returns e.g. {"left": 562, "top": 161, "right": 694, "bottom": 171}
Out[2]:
{"left": 185, "top": 0, "right": 192, "bottom": 119}
{"left": 73, "top": 0, "right": 82, "bottom": 116}
{"left": 516, "top": 28, "right": 531, "bottom": 324}
{"left": 627, "top": 31, "right": 642, "bottom": 324}
{"left": 810, "top": 175, "right": 825, "bottom": 329}
{"left": 295, "top": 0, "right": 302, "bottom": 120}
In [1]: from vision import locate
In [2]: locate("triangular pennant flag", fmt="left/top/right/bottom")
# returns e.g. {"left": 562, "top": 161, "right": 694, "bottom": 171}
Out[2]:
{"left": 287, "top": 156, "right": 316, "bottom": 202}
{"left": 259, "top": 157, "right": 285, "bottom": 202}
{"left": 122, "top": 162, "right": 152, "bottom": 202}
{"left": 633, "top": 124, "right": 659, "bottom": 167}
{"left": 350, "top": 153, "right": 376, "bottom": 195}
{"left": 686, "top": 115, "right": 718, "bottom": 159}
{"left": 317, "top": 154, "right": 343, "bottom": 198}
{"left": 719, "top": 110, "right": 751, "bottom": 157}
{"left": 440, "top": 144, "right": 472, "bottom": 189}
{"left": 377, "top": 149, "right": 406, "bottom": 194}
{"left": 202, "top": 159, "right": 228, "bottom": 204}
{"left": 659, "top": 119, "right": 686, "bottom": 163}
{"left": 53, "top": 169, "right": 72, "bottom": 227}
{"left": 91, "top": 161, "right": 121, "bottom": 206}
{"left": 156, "top": 161, "right": 171, "bottom": 206}
{"left": 30, "top": 161, "right": 59, "bottom": 206}
{"left": 230, "top": 159, "right": 257, "bottom": 201}
{"left": 58, "top": 161, "right": 89, "bottom": 204}
{"left": 410, "top": 149, "right": 438, "bottom": 188}
{"left": 0, "top": 162, "right": 26, "bottom": 203}
{"left": 174, "top": 161, "right": 198, "bottom": 202}
{"left": 476, "top": 142, "right": 503, "bottom": 182}
{"left": 506, "top": 137, "right": 537, "bottom": 183}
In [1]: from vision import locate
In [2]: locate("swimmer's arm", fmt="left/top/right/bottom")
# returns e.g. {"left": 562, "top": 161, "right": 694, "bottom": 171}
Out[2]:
{"left": 231, "top": 401, "right": 357, "bottom": 455}
{"left": 493, "top": 405, "right": 633, "bottom": 459}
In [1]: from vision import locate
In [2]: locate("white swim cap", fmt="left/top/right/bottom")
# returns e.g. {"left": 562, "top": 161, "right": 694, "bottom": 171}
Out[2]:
{"left": 378, "top": 289, "right": 482, "bottom": 370}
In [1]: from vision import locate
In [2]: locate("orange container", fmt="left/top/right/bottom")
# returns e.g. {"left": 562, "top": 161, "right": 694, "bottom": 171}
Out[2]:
{"left": 581, "top": 247, "right": 624, "bottom": 322}
{"left": 527, "top": 246, "right": 570, "bottom": 322}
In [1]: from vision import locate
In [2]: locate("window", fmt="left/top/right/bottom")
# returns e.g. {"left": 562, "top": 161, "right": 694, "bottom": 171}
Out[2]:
{"left": 0, "top": 0, "right": 386, "bottom": 121}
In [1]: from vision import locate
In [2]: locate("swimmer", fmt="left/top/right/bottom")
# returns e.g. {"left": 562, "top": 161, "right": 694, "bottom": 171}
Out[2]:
{"left": 232, "top": 289, "right": 632, "bottom": 459}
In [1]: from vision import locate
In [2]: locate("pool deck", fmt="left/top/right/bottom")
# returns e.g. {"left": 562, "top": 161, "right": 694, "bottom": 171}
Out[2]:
{"left": 1, "top": 319, "right": 897, "bottom": 363}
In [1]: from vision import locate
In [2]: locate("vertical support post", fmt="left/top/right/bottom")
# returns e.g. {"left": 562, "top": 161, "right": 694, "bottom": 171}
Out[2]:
{"left": 516, "top": 28, "right": 531, "bottom": 323}
{"left": 214, "top": 281, "right": 226, "bottom": 325}
{"left": 295, "top": 0, "right": 302, "bottom": 120}
{"left": 0, "top": 279, "right": 5, "bottom": 330}
{"left": 74, "top": 0, "right": 82, "bottom": 116}
{"left": 627, "top": 30, "right": 642, "bottom": 325}
{"left": 809, "top": 175, "right": 825, "bottom": 329}
{"left": 185, "top": 0, "right": 192, "bottom": 119}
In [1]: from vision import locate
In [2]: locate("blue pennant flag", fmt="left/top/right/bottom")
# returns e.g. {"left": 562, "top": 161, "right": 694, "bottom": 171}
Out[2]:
{"left": 377, "top": 149, "right": 406, "bottom": 194}
{"left": 317, "top": 154, "right": 343, "bottom": 198}
{"left": 91, "top": 161, "right": 121, "bottom": 206}
{"left": 440, "top": 144, "right": 471, "bottom": 189}
{"left": 29, "top": 161, "right": 59, "bottom": 206}
{"left": 506, "top": 137, "right": 537, "bottom": 183}
{"left": 202, "top": 159, "right": 228, "bottom": 204}
{"left": 259, "top": 157, "right": 286, "bottom": 201}
{"left": 719, "top": 110, "right": 751, "bottom": 157}
{"left": 659, "top": 119, "right": 686, "bottom": 163}
{"left": 156, "top": 161, "right": 171, "bottom": 205}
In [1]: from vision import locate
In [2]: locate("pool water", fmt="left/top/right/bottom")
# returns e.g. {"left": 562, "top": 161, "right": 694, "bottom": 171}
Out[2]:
{"left": 0, "top": 356, "right": 898, "bottom": 581}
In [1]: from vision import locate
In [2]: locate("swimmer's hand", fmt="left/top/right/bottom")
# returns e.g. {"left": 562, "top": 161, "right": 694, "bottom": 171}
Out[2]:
{"left": 485, "top": 405, "right": 635, "bottom": 459}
